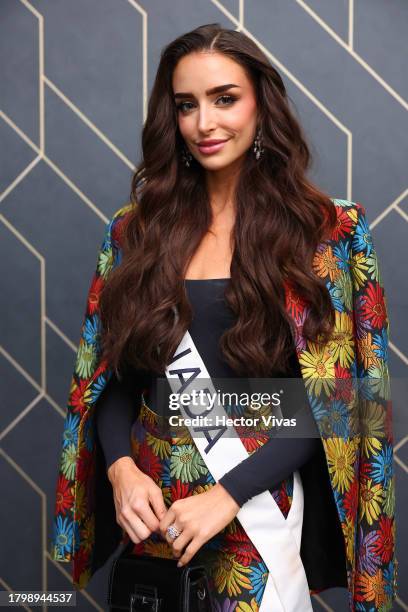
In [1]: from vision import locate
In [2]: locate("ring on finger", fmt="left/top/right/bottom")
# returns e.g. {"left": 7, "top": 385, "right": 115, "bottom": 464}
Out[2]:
{"left": 167, "top": 524, "right": 182, "bottom": 540}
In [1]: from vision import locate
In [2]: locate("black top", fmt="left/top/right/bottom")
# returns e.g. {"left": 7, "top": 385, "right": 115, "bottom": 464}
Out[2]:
{"left": 95, "top": 278, "right": 320, "bottom": 507}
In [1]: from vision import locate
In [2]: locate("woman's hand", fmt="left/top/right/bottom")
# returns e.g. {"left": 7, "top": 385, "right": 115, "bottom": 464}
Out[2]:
{"left": 108, "top": 456, "right": 167, "bottom": 543}
{"left": 159, "top": 483, "right": 240, "bottom": 566}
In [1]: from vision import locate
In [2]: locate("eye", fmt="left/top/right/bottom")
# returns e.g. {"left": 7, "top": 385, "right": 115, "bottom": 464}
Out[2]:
{"left": 216, "top": 94, "right": 236, "bottom": 106}
{"left": 176, "top": 94, "right": 237, "bottom": 113}
{"left": 176, "top": 101, "right": 194, "bottom": 113}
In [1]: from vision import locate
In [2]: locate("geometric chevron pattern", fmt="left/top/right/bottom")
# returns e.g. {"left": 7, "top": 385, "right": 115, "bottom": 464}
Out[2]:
{"left": 0, "top": 1, "right": 406, "bottom": 610}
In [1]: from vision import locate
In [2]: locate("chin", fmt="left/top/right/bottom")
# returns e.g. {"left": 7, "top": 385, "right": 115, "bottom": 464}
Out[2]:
{"left": 200, "top": 155, "right": 241, "bottom": 170}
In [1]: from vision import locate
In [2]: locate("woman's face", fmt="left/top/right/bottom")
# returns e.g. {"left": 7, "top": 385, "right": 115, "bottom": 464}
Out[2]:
{"left": 172, "top": 51, "right": 258, "bottom": 173}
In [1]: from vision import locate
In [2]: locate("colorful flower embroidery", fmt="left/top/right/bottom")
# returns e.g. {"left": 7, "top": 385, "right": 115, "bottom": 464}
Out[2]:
{"left": 248, "top": 562, "right": 268, "bottom": 603}
{"left": 325, "top": 437, "right": 356, "bottom": 494}
{"left": 170, "top": 444, "right": 207, "bottom": 483}
{"left": 213, "top": 553, "right": 252, "bottom": 597}
{"left": 359, "top": 478, "right": 384, "bottom": 526}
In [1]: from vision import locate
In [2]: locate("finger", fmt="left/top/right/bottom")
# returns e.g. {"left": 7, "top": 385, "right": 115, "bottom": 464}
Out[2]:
{"left": 170, "top": 530, "right": 193, "bottom": 558}
{"left": 177, "top": 537, "right": 202, "bottom": 567}
{"left": 121, "top": 513, "right": 151, "bottom": 543}
{"left": 159, "top": 508, "right": 176, "bottom": 538}
{"left": 165, "top": 524, "right": 183, "bottom": 546}
{"left": 149, "top": 488, "right": 167, "bottom": 522}
{"left": 136, "top": 500, "right": 161, "bottom": 532}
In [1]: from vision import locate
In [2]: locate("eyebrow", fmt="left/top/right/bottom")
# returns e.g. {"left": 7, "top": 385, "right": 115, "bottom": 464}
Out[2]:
{"left": 173, "top": 83, "right": 241, "bottom": 99}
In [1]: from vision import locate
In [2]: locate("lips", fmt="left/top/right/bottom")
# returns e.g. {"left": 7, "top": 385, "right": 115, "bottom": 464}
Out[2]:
{"left": 197, "top": 139, "right": 228, "bottom": 146}
{"left": 197, "top": 139, "right": 229, "bottom": 155}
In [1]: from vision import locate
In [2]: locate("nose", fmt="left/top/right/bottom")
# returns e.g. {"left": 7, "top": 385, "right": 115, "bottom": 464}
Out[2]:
{"left": 197, "top": 103, "right": 217, "bottom": 133}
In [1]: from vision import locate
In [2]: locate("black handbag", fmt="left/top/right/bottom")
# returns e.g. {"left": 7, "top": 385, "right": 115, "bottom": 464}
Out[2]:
{"left": 107, "top": 540, "right": 214, "bottom": 611}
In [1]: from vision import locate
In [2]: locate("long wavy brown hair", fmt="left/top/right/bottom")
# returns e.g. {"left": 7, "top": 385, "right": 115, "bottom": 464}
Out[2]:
{"left": 99, "top": 23, "right": 338, "bottom": 379}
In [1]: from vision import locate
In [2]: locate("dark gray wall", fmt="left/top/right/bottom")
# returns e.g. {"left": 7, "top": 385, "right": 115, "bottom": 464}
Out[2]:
{"left": 0, "top": 1, "right": 407, "bottom": 610}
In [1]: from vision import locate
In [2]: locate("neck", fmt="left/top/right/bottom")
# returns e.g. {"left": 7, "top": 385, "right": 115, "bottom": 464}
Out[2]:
{"left": 205, "top": 157, "right": 243, "bottom": 218}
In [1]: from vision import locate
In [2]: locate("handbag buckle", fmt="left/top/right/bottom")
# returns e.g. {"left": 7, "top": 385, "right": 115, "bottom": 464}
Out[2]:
{"left": 130, "top": 584, "right": 162, "bottom": 612}
{"left": 197, "top": 587, "right": 206, "bottom": 600}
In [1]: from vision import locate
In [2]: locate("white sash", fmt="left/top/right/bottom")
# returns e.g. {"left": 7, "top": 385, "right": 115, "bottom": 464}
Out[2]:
{"left": 165, "top": 329, "right": 313, "bottom": 611}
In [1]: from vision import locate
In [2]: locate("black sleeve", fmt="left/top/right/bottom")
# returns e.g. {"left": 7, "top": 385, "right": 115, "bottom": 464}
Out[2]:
{"left": 218, "top": 435, "right": 321, "bottom": 507}
{"left": 219, "top": 372, "right": 322, "bottom": 507}
{"left": 94, "top": 366, "right": 145, "bottom": 471}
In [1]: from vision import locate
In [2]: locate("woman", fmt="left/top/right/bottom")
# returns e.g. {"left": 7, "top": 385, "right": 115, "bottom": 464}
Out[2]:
{"left": 50, "top": 23, "right": 397, "bottom": 611}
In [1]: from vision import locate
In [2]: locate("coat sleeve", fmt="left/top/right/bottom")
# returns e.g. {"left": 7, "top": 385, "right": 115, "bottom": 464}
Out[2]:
{"left": 350, "top": 203, "right": 398, "bottom": 610}
{"left": 49, "top": 204, "right": 133, "bottom": 575}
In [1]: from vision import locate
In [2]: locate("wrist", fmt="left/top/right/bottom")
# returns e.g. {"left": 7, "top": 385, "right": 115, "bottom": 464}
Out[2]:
{"left": 213, "top": 482, "right": 240, "bottom": 512}
{"left": 107, "top": 455, "right": 135, "bottom": 483}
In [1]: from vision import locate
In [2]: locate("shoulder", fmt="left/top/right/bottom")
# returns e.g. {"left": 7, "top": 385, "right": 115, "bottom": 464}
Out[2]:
{"left": 106, "top": 198, "right": 367, "bottom": 244}
{"left": 105, "top": 202, "right": 136, "bottom": 248}
{"left": 329, "top": 198, "right": 368, "bottom": 238}
{"left": 110, "top": 202, "right": 135, "bottom": 231}
{"left": 109, "top": 199, "right": 366, "bottom": 224}
{"left": 330, "top": 197, "right": 365, "bottom": 216}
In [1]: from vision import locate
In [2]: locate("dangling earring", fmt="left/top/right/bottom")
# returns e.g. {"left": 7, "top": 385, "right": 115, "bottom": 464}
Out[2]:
{"left": 253, "top": 126, "right": 264, "bottom": 160}
{"left": 181, "top": 144, "right": 193, "bottom": 168}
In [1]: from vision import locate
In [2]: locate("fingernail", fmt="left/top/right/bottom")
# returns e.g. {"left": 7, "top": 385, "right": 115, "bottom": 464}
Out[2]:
{"left": 177, "top": 561, "right": 182, "bottom": 567}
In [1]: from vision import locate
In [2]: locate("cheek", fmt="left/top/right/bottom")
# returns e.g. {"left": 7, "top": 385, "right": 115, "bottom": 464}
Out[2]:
{"left": 178, "top": 114, "right": 195, "bottom": 137}
{"left": 228, "top": 99, "right": 257, "bottom": 132}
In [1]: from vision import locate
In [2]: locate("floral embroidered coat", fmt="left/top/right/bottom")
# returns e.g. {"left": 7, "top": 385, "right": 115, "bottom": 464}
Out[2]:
{"left": 50, "top": 198, "right": 398, "bottom": 610}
